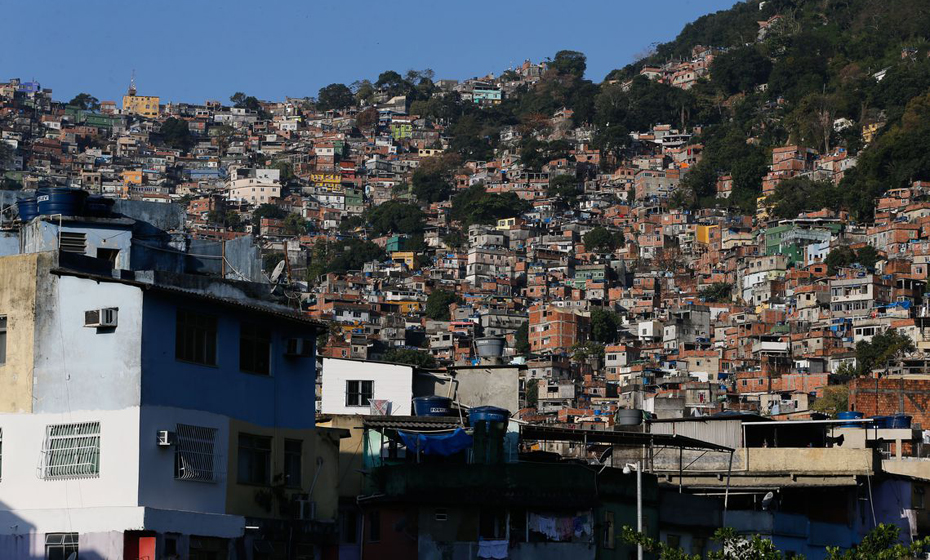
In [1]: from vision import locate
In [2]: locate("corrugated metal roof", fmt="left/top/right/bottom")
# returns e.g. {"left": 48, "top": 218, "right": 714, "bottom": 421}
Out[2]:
{"left": 364, "top": 416, "right": 463, "bottom": 430}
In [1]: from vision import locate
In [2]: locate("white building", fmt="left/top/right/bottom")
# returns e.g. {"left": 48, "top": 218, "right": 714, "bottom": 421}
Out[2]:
{"left": 0, "top": 251, "right": 341, "bottom": 560}
{"left": 320, "top": 358, "right": 414, "bottom": 416}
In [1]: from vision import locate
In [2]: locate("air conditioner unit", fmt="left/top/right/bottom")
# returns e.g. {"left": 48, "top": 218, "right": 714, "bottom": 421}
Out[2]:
{"left": 85, "top": 308, "right": 118, "bottom": 328}
{"left": 157, "top": 430, "right": 176, "bottom": 447}
{"left": 293, "top": 494, "right": 316, "bottom": 520}
{"left": 285, "top": 338, "right": 313, "bottom": 357}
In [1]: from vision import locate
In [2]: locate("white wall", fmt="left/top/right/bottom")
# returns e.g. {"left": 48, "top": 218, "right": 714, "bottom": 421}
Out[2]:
{"left": 321, "top": 358, "right": 413, "bottom": 416}
{"left": 33, "top": 274, "right": 144, "bottom": 413}
{"left": 0, "top": 407, "right": 141, "bottom": 529}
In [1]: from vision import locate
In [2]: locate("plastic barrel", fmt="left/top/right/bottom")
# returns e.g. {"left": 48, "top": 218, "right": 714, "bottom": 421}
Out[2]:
{"left": 871, "top": 416, "right": 893, "bottom": 429}
{"left": 469, "top": 406, "right": 510, "bottom": 425}
{"left": 36, "top": 187, "right": 87, "bottom": 216}
{"left": 413, "top": 396, "right": 453, "bottom": 417}
{"left": 617, "top": 408, "right": 645, "bottom": 426}
{"left": 469, "top": 406, "right": 510, "bottom": 465}
{"left": 890, "top": 414, "right": 912, "bottom": 429}
{"left": 837, "top": 411, "right": 864, "bottom": 428}
{"left": 17, "top": 197, "right": 38, "bottom": 222}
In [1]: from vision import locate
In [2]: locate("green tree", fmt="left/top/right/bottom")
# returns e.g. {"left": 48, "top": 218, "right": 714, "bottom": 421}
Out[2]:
{"left": 383, "top": 348, "right": 437, "bottom": 368}
{"left": 550, "top": 50, "right": 587, "bottom": 78}
{"left": 425, "top": 289, "right": 459, "bottom": 321}
{"left": 160, "top": 117, "right": 193, "bottom": 151}
{"left": 826, "top": 523, "right": 930, "bottom": 559}
{"left": 572, "top": 341, "right": 604, "bottom": 364}
{"left": 590, "top": 308, "right": 622, "bottom": 344}
{"left": 700, "top": 282, "right": 732, "bottom": 303}
{"left": 355, "top": 107, "right": 379, "bottom": 130}
{"left": 811, "top": 385, "right": 849, "bottom": 418}
{"left": 548, "top": 174, "right": 580, "bottom": 205}
{"left": 316, "top": 83, "right": 355, "bottom": 111}
{"left": 525, "top": 378, "right": 539, "bottom": 408}
{"left": 411, "top": 167, "right": 453, "bottom": 203}
{"left": 282, "top": 212, "right": 308, "bottom": 236}
{"left": 230, "top": 92, "right": 261, "bottom": 112}
{"left": 367, "top": 200, "right": 425, "bottom": 235}
{"left": 514, "top": 322, "right": 530, "bottom": 357}
{"left": 824, "top": 245, "right": 859, "bottom": 275}
{"left": 252, "top": 203, "right": 286, "bottom": 220}
{"left": 68, "top": 93, "right": 100, "bottom": 111}
{"left": 855, "top": 329, "right": 915, "bottom": 375}
{"left": 583, "top": 226, "right": 624, "bottom": 253}
{"left": 710, "top": 46, "right": 772, "bottom": 95}
{"left": 450, "top": 184, "right": 530, "bottom": 227}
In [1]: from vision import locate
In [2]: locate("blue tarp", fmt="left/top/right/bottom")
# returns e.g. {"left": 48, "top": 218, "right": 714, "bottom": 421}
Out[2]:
{"left": 398, "top": 428, "right": 473, "bottom": 456}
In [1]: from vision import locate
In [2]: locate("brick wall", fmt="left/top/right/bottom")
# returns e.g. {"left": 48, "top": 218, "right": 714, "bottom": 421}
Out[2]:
{"left": 849, "top": 377, "right": 930, "bottom": 428}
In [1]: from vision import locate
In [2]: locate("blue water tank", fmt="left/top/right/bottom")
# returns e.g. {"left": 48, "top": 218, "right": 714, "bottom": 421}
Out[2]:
{"left": 837, "top": 411, "right": 864, "bottom": 428}
{"left": 84, "top": 195, "right": 114, "bottom": 217}
{"left": 871, "top": 415, "right": 893, "bottom": 429}
{"left": 890, "top": 414, "right": 912, "bottom": 429}
{"left": 413, "top": 396, "right": 453, "bottom": 417}
{"left": 17, "top": 197, "right": 38, "bottom": 222}
{"left": 36, "top": 187, "right": 87, "bottom": 216}
{"left": 469, "top": 406, "right": 510, "bottom": 425}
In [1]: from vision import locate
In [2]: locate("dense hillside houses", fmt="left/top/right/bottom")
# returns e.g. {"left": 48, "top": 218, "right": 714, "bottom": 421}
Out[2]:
{"left": 4, "top": 0, "right": 930, "bottom": 558}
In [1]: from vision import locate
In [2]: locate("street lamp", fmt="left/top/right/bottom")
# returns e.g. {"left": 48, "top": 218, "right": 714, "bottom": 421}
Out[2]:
{"left": 623, "top": 461, "right": 643, "bottom": 560}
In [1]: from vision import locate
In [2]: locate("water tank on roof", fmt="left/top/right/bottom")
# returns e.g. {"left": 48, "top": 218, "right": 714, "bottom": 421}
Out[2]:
{"left": 17, "top": 196, "right": 38, "bottom": 222}
{"left": 475, "top": 337, "right": 505, "bottom": 358}
{"left": 36, "top": 187, "right": 87, "bottom": 217}
{"left": 413, "top": 396, "right": 453, "bottom": 417}
{"left": 617, "top": 408, "right": 644, "bottom": 426}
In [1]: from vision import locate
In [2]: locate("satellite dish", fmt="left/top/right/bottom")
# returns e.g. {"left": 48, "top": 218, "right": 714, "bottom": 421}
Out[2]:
{"left": 761, "top": 491, "right": 775, "bottom": 511}
{"left": 270, "top": 260, "right": 286, "bottom": 283}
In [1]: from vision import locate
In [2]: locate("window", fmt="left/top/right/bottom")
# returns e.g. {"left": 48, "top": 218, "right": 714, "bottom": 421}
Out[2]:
{"left": 237, "top": 433, "right": 271, "bottom": 485}
{"left": 346, "top": 380, "right": 373, "bottom": 407}
{"left": 340, "top": 511, "right": 358, "bottom": 544}
{"left": 284, "top": 439, "right": 302, "bottom": 488}
{"left": 434, "top": 508, "right": 448, "bottom": 522}
{"left": 368, "top": 510, "right": 381, "bottom": 543}
{"left": 240, "top": 322, "right": 271, "bottom": 375}
{"left": 176, "top": 310, "right": 217, "bottom": 366}
{"left": 175, "top": 424, "right": 218, "bottom": 483}
{"left": 667, "top": 534, "right": 681, "bottom": 549}
{"left": 41, "top": 422, "right": 100, "bottom": 480}
{"left": 479, "top": 508, "right": 507, "bottom": 540}
{"left": 45, "top": 533, "right": 78, "bottom": 560}
{"left": 0, "top": 315, "right": 5, "bottom": 365}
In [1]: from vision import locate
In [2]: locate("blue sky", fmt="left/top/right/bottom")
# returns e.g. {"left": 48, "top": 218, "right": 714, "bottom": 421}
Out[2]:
{"left": 0, "top": 0, "right": 737, "bottom": 104}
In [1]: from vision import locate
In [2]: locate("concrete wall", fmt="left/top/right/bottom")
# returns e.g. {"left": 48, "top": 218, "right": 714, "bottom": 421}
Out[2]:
{"left": 321, "top": 358, "right": 413, "bottom": 416}
{"left": 451, "top": 366, "right": 520, "bottom": 412}
{"left": 140, "top": 292, "right": 317, "bottom": 429}
{"left": 22, "top": 219, "right": 133, "bottom": 270}
{"left": 137, "top": 405, "right": 231, "bottom": 515}
{"left": 32, "top": 273, "right": 144, "bottom": 413}
{"left": 0, "top": 253, "right": 41, "bottom": 413}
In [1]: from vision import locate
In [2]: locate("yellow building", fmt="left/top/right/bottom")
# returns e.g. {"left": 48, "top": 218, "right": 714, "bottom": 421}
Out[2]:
{"left": 696, "top": 224, "right": 719, "bottom": 244}
{"left": 122, "top": 75, "right": 160, "bottom": 118}
{"left": 496, "top": 217, "right": 521, "bottom": 230}
{"left": 756, "top": 195, "right": 771, "bottom": 222}
{"left": 391, "top": 251, "right": 417, "bottom": 269}
{"left": 862, "top": 122, "right": 883, "bottom": 144}
{"left": 122, "top": 94, "right": 160, "bottom": 118}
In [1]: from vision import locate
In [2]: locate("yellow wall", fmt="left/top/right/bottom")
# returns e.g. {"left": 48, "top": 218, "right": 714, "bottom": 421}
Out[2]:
{"left": 391, "top": 251, "right": 416, "bottom": 269}
{"left": 122, "top": 94, "right": 160, "bottom": 118}
{"left": 0, "top": 253, "right": 43, "bottom": 413}
{"left": 225, "top": 419, "right": 343, "bottom": 522}
{"left": 316, "top": 415, "right": 366, "bottom": 498}
{"left": 123, "top": 170, "right": 143, "bottom": 185}
{"left": 696, "top": 225, "right": 718, "bottom": 244}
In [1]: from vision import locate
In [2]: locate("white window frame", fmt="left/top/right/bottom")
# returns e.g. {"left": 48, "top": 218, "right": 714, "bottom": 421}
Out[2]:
{"left": 45, "top": 532, "right": 78, "bottom": 560}
{"left": 175, "top": 424, "right": 220, "bottom": 483}
{"left": 40, "top": 422, "right": 101, "bottom": 480}
{"left": 346, "top": 380, "right": 373, "bottom": 407}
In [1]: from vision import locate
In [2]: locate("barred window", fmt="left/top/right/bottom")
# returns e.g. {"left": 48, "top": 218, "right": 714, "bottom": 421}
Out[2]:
{"left": 41, "top": 422, "right": 100, "bottom": 480}
{"left": 175, "top": 424, "right": 218, "bottom": 483}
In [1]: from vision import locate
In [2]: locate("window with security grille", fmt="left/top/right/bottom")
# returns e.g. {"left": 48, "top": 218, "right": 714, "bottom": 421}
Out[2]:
{"left": 174, "top": 424, "right": 218, "bottom": 482}
{"left": 41, "top": 422, "right": 100, "bottom": 480}
{"left": 45, "top": 532, "right": 78, "bottom": 560}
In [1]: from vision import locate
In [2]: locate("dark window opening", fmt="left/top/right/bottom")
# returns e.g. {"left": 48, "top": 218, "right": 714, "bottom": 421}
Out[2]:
{"left": 176, "top": 310, "right": 217, "bottom": 366}
{"left": 240, "top": 322, "right": 271, "bottom": 375}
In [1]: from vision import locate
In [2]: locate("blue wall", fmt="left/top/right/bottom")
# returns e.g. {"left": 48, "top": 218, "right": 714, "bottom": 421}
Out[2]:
{"left": 140, "top": 292, "right": 317, "bottom": 429}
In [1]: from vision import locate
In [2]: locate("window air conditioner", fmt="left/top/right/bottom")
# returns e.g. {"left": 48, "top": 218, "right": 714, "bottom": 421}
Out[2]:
{"left": 85, "top": 308, "right": 118, "bottom": 328}
{"left": 293, "top": 494, "right": 316, "bottom": 520}
{"left": 285, "top": 338, "right": 313, "bottom": 357}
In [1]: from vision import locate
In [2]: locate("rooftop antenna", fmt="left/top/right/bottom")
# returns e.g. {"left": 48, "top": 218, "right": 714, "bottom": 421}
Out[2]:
{"left": 128, "top": 69, "right": 137, "bottom": 96}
